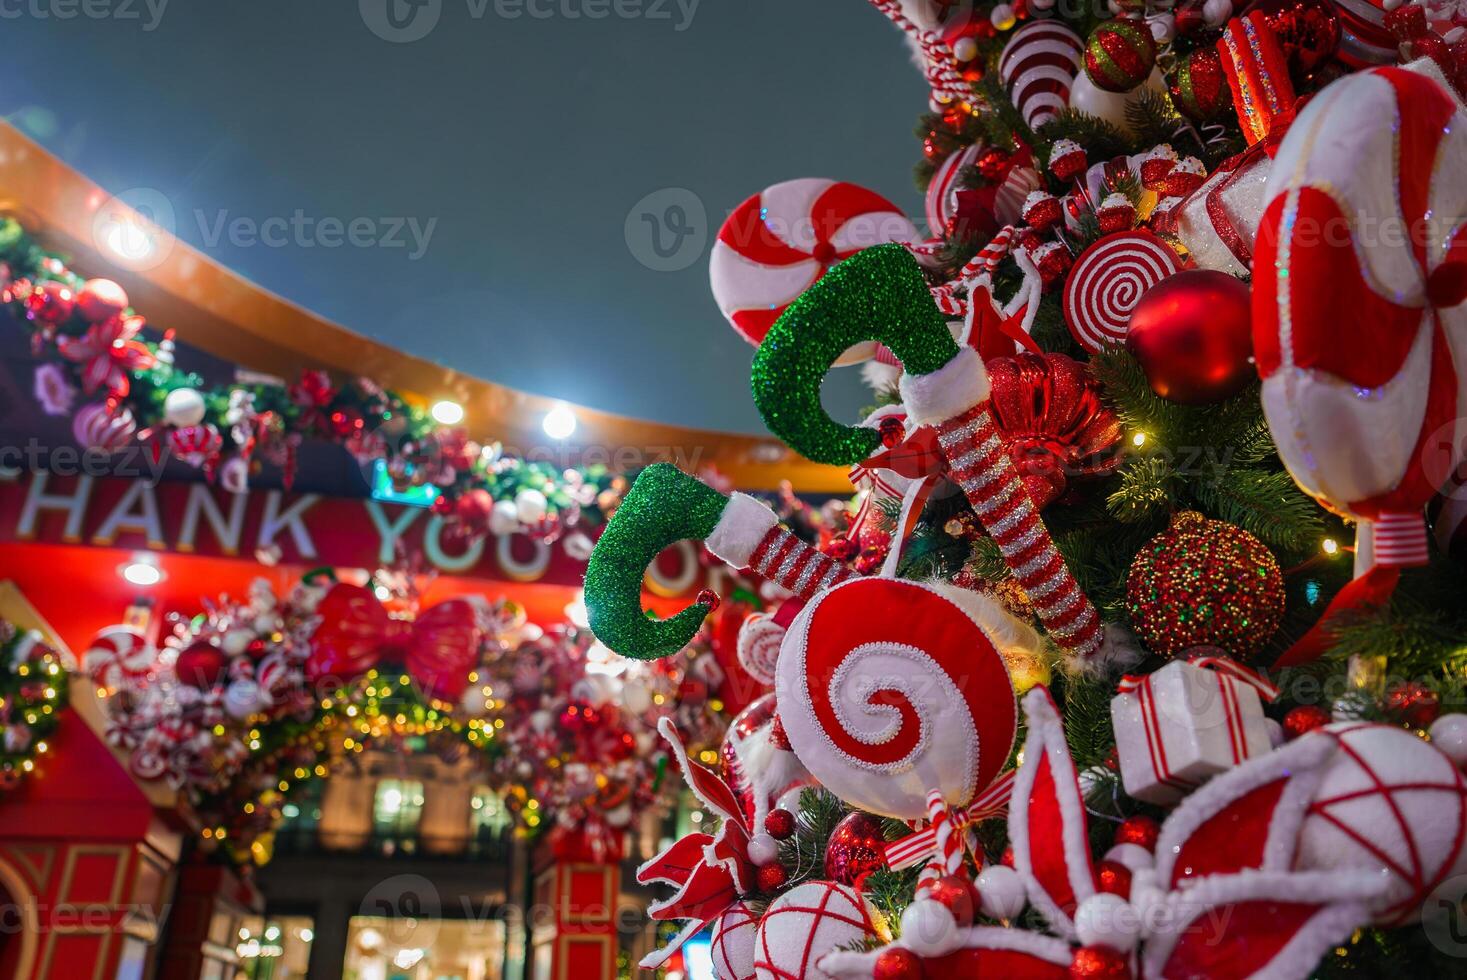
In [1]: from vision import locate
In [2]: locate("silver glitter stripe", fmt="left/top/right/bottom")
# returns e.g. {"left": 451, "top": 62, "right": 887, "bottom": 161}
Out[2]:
{"left": 1026, "top": 568, "right": 1071, "bottom": 600}
{"left": 1000, "top": 522, "right": 1045, "bottom": 555}
{"left": 776, "top": 540, "right": 809, "bottom": 586}
{"left": 987, "top": 502, "right": 1037, "bottom": 539}
{"left": 757, "top": 532, "right": 795, "bottom": 577}
{"left": 970, "top": 482, "right": 1018, "bottom": 517}
{"left": 749, "top": 528, "right": 783, "bottom": 574}
{"left": 948, "top": 432, "right": 1003, "bottom": 472}
{"left": 1013, "top": 548, "right": 1060, "bottom": 580}
{"left": 1047, "top": 606, "right": 1098, "bottom": 641}
{"left": 938, "top": 420, "right": 980, "bottom": 449}
{"left": 957, "top": 464, "right": 1005, "bottom": 496}
{"left": 1035, "top": 587, "right": 1083, "bottom": 619}
{"left": 792, "top": 552, "right": 826, "bottom": 596}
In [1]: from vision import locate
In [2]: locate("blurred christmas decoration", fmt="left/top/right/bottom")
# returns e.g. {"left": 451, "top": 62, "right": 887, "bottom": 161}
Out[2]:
{"left": 0, "top": 623, "right": 69, "bottom": 793}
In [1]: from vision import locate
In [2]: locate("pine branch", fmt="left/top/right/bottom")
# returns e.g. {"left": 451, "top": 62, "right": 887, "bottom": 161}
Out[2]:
{"left": 1106, "top": 456, "right": 1179, "bottom": 525}
{"left": 1189, "top": 468, "right": 1325, "bottom": 555}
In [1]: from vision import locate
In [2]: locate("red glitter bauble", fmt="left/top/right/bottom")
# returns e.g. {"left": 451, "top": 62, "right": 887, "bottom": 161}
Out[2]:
{"left": 1167, "top": 47, "right": 1230, "bottom": 122}
{"left": 25, "top": 280, "right": 75, "bottom": 326}
{"left": 1283, "top": 704, "right": 1332, "bottom": 740}
{"left": 1126, "top": 270, "right": 1255, "bottom": 405}
{"left": 1070, "top": 944, "right": 1131, "bottom": 979}
{"left": 76, "top": 278, "right": 129, "bottom": 322}
{"left": 765, "top": 808, "right": 796, "bottom": 840}
{"left": 874, "top": 947, "right": 924, "bottom": 980}
{"left": 757, "top": 862, "right": 789, "bottom": 892}
{"left": 1246, "top": 0, "right": 1341, "bottom": 79}
{"left": 824, "top": 812, "right": 888, "bottom": 885}
{"left": 1096, "top": 859, "right": 1133, "bottom": 899}
{"left": 1113, "top": 814, "right": 1161, "bottom": 851}
{"left": 1386, "top": 682, "right": 1442, "bottom": 728}
{"left": 1083, "top": 18, "right": 1157, "bottom": 93}
{"left": 925, "top": 875, "right": 978, "bottom": 928}
{"left": 175, "top": 641, "right": 227, "bottom": 690}
{"left": 1125, "top": 512, "right": 1284, "bottom": 660}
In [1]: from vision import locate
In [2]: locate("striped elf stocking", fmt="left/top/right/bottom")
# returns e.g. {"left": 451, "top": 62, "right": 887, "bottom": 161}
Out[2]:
{"left": 900, "top": 347, "right": 1104, "bottom": 659}
{"left": 708, "top": 493, "right": 856, "bottom": 599}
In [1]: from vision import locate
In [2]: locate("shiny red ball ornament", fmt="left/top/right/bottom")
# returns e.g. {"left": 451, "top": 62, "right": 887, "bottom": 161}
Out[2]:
{"left": 1000, "top": 844, "right": 1016, "bottom": 868}
{"left": 975, "top": 147, "right": 1012, "bottom": 182}
{"left": 1096, "top": 859, "right": 1134, "bottom": 899}
{"left": 757, "top": 862, "right": 789, "bottom": 892}
{"left": 1070, "top": 944, "right": 1132, "bottom": 979}
{"left": 1247, "top": 0, "right": 1341, "bottom": 79}
{"left": 453, "top": 488, "right": 495, "bottom": 529}
{"left": 1126, "top": 270, "right": 1255, "bottom": 405}
{"left": 879, "top": 415, "right": 906, "bottom": 448}
{"left": 76, "top": 278, "right": 129, "bottom": 322}
{"left": 1113, "top": 814, "right": 1161, "bottom": 851}
{"left": 1386, "top": 682, "right": 1441, "bottom": 728}
{"left": 175, "top": 641, "right": 227, "bottom": 690}
{"left": 824, "top": 811, "right": 888, "bottom": 885}
{"left": 245, "top": 638, "right": 269, "bottom": 662}
{"left": 1283, "top": 704, "right": 1331, "bottom": 740}
{"left": 926, "top": 874, "right": 978, "bottom": 927}
{"left": 25, "top": 280, "right": 75, "bottom": 325}
{"left": 695, "top": 588, "right": 721, "bottom": 613}
{"left": 874, "top": 947, "right": 925, "bottom": 980}
{"left": 765, "top": 808, "right": 796, "bottom": 840}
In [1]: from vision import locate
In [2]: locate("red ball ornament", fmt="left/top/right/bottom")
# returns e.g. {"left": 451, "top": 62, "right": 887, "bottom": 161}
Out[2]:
{"left": 1096, "top": 859, "right": 1134, "bottom": 899}
{"left": 1070, "top": 944, "right": 1131, "bottom": 979}
{"left": 25, "top": 280, "right": 75, "bottom": 325}
{"left": 873, "top": 947, "right": 925, "bottom": 980}
{"left": 76, "top": 278, "right": 129, "bottom": 322}
{"left": 1385, "top": 682, "right": 1441, "bottom": 728}
{"left": 245, "top": 638, "right": 269, "bottom": 662}
{"left": 1167, "top": 47, "right": 1230, "bottom": 123}
{"left": 1283, "top": 704, "right": 1331, "bottom": 740}
{"left": 1084, "top": 18, "right": 1157, "bottom": 93}
{"left": 1000, "top": 844, "right": 1016, "bottom": 868}
{"left": 824, "top": 811, "right": 888, "bottom": 885}
{"left": 926, "top": 874, "right": 978, "bottom": 928}
{"left": 1113, "top": 814, "right": 1161, "bottom": 851}
{"left": 765, "top": 808, "right": 796, "bottom": 840}
{"left": 757, "top": 862, "right": 789, "bottom": 892}
{"left": 1126, "top": 270, "right": 1255, "bottom": 405}
{"left": 175, "top": 641, "right": 227, "bottom": 690}
{"left": 453, "top": 488, "right": 495, "bottom": 529}
{"left": 975, "top": 147, "right": 1012, "bottom": 182}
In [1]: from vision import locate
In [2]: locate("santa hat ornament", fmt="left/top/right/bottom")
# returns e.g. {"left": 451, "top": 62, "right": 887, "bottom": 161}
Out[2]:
{"left": 1254, "top": 60, "right": 1467, "bottom": 666}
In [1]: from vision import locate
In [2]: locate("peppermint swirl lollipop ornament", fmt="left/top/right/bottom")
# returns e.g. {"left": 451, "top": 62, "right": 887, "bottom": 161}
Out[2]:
{"left": 752, "top": 244, "right": 1110, "bottom": 663}
{"left": 776, "top": 578, "right": 1017, "bottom": 819}
{"left": 1062, "top": 230, "right": 1183, "bottom": 353}
{"left": 710, "top": 178, "right": 918, "bottom": 364}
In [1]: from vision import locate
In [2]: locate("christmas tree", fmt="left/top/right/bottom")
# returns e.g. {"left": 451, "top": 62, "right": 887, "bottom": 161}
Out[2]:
{"left": 585, "top": 1, "right": 1467, "bottom": 977}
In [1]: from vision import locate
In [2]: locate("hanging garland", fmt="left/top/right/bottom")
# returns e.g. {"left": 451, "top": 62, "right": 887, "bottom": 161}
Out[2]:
{"left": 0, "top": 622, "right": 69, "bottom": 793}
{"left": 0, "top": 217, "right": 625, "bottom": 540}
{"left": 84, "top": 574, "right": 727, "bottom": 869}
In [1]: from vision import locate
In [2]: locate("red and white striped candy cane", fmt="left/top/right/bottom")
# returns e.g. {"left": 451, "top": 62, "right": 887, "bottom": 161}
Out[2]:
{"left": 918, "top": 789, "right": 966, "bottom": 890}
{"left": 937, "top": 400, "right": 1103, "bottom": 656}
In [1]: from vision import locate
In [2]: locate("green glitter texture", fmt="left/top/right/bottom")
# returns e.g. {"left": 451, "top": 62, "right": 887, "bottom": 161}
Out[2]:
{"left": 751, "top": 243, "right": 958, "bottom": 466}
{"left": 584, "top": 463, "right": 728, "bottom": 660}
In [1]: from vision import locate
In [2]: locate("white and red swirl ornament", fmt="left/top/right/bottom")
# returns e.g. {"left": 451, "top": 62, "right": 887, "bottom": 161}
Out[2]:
{"left": 997, "top": 20, "right": 1084, "bottom": 130}
{"left": 775, "top": 577, "right": 1016, "bottom": 821}
{"left": 1062, "top": 230, "right": 1183, "bottom": 353}
{"left": 925, "top": 144, "right": 1044, "bottom": 240}
{"left": 84, "top": 625, "right": 154, "bottom": 694}
{"left": 711, "top": 178, "right": 919, "bottom": 364}
{"left": 72, "top": 402, "right": 137, "bottom": 452}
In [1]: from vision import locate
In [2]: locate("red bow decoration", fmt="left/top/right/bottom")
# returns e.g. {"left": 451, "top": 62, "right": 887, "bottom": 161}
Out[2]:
{"left": 636, "top": 717, "right": 755, "bottom": 971}
{"left": 305, "top": 583, "right": 487, "bottom": 703}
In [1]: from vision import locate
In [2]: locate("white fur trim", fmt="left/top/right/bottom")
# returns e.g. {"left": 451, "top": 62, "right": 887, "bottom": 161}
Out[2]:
{"left": 1064, "top": 624, "right": 1144, "bottom": 678}
{"left": 820, "top": 926, "right": 1071, "bottom": 979}
{"left": 898, "top": 346, "right": 990, "bottom": 426}
{"left": 862, "top": 359, "right": 903, "bottom": 394}
{"left": 705, "top": 492, "right": 780, "bottom": 568}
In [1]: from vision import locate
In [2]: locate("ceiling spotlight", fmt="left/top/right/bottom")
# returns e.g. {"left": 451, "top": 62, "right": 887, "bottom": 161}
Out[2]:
{"left": 120, "top": 556, "right": 164, "bottom": 587}
{"left": 431, "top": 400, "right": 465, "bottom": 425}
{"left": 543, "top": 404, "right": 577, "bottom": 440}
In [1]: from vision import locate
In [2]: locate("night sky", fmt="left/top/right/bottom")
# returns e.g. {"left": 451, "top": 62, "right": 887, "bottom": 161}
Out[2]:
{"left": 2, "top": 0, "right": 928, "bottom": 433}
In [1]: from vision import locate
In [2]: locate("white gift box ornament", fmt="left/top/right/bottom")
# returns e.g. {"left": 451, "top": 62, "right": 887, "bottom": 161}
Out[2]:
{"left": 1111, "top": 657, "right": 1277, "bottom": 805}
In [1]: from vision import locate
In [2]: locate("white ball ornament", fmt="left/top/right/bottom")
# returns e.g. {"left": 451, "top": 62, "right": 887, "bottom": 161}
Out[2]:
{"left": 747, "top": 832, "right": 780, "bottom": 867}
{"left": 489, "top": 499, "right": 520, "bottom": 536}
{"left": 990, "top": 3, "right": 1016, "bottom": 29}
{"left": 898, "top": 899, "right": 962, "bottom": 958}
{"left": 754, "top": 881, "right": 880, "bottom": 980}
{"left": 976, "top": 863, "right": 1027, "bottom": 919}
{"left": 1103, "top": 842, "right": 1155, "bottom": 874}
{"left": 620, "top": 677, "right": 653, "bottom": 715}
{"left": 1147, "top": 13, "right": 1176, "bottom": 43}
{"left": 223, "top": 679, "right": 264, "bottom": 720}
{"left": 1430, "top": 714, "right": 1467, "bottom": 768}
{"left": 1074, "top": 893, "right": 1141, "bottom": 952}
{"left": 713, "top": 902, "right": 759, "bottom": 980}
{"left": 514, "top": 489, "right": 548, "bottom": 525}
{"left": 530, "top": 709, "right": 554, "bottom": 734}
{"left": 221, "top": 629, "right": 254, "bottom": 657}
{"left": 1203, "top": 0, "right": 1233, "bottom": 25}
{"left": 1067, "top": 69, "right": 1168, "bottom": 136}
{"left": 163, "top": 387, "right": 207, "bottom": 427}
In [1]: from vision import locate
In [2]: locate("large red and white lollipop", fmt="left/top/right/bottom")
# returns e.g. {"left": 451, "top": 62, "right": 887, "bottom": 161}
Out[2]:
{"left": 711, "top": 178, "right": 919, "bottom": 364}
